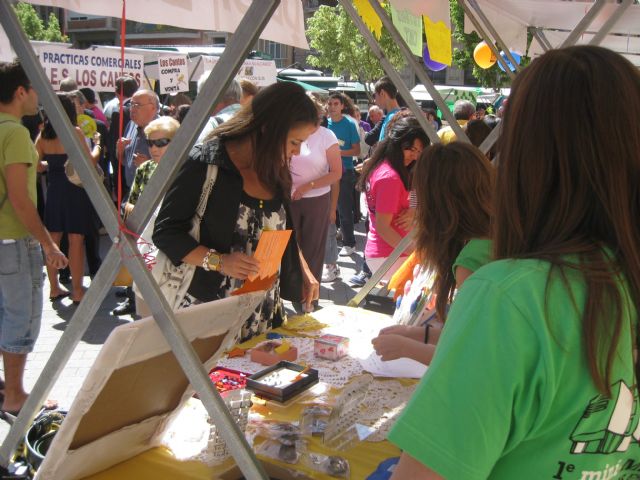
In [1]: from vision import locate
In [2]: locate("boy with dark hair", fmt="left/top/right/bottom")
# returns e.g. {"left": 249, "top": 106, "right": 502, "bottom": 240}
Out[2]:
{"left": 0, "top": 60, "right": 66, "bottom": 417}
{"left": 374, "top": 76, "right": 401, "bottom": 141}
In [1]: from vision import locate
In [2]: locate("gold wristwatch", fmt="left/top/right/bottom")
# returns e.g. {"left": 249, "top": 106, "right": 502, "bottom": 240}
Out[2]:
{"left": 203, "top": 249, "right": 223, "bottom": 272}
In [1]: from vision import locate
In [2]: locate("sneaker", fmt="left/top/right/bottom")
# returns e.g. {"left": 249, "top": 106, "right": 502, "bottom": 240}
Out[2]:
{"left": 321, "top": 264, "right": 340, "bottom": 283}
{"left": 339, "top": 245, "right": 356, "bottom": 256}
{"left": 348, "top": 270, "right": 371, "bottom": 288}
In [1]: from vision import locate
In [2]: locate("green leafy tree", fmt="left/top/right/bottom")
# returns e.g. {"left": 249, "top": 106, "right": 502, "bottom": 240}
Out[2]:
{"left": 306, "top": 4, "right": 405, "bottom": 96}
{"left": 13, "top": 2, "right": 68, "bottom": 42}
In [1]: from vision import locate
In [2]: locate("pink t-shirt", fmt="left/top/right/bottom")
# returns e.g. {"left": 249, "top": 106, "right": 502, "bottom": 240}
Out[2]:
{"left": 290, "top": 126, "right": 338, "bottom": 198}
{"left": 364, "top": 160, "right": 410, "bottom": 258}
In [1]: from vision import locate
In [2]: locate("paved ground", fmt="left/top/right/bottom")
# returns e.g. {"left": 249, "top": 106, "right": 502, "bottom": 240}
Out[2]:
{"left": 0, "top": 221, "right": 369, "bottom": 440}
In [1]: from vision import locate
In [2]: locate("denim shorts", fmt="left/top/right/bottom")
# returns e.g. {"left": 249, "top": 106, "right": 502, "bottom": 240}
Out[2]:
{"left": 0, "top": 237, "right": 43, "bottom": 354}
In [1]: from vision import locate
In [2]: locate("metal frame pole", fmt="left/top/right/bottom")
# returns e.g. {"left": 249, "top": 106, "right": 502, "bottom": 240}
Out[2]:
{"left": 532, "top": 27, "right": 551, "bottom": 52}
{"left": 0, "top": 0, "right": 281, "bottom": 477}
{"left": 457, "top": 0, "right": 515, "bottom": 79}
{"left": 348, "top": 234, "right": 414, "bottom": 308}
{"left": 336, "top": 0, "right": 441, "bottom": 144}
{"left": 467, "top": 0, "right": 522, "bottom": 72}
{"left": 589, "top": 0, "right": 633, "bottom": 46}
{"left": 560, "top": 0, "right": 607, "bottom": 48}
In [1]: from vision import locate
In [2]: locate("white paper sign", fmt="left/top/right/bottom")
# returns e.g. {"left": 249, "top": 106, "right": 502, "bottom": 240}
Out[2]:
{"left": 201, "top": 56, "right": 277, "bottom": 87}
{"left": 34, "top": 45, "right": 144, "bottom": 92}
{"left": 157, "top": 54, "right": 189, "bottom": 93}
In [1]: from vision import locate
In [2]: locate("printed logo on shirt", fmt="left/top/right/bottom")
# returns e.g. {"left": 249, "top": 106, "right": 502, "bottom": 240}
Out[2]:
{"left": 550, "top": 380, "right": 640, "bottom": 480}
{"left": 570, "top": 380, "right": 639, "bottom": 455}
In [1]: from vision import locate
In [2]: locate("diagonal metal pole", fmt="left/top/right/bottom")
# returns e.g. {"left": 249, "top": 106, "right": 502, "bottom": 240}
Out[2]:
{"left": 457, "top": 0, "right": 515, "bottom": 79}
{"left": 467, "top": 0, "right": 522, "bottom": 72}
{"left": 348, "top": 233, "right": 414, "bottom": 308}
{"left": 337, "top": 0, "right": 441, "bottom": 144}
{"left": 588, "top": 0, "right": 633, "bottom": 46}
{"left": 0, "top": 0, "right": 278, "bottom": 476}
{"left": 479, "top": 120, "right": 502, "bottom": 157}
{"left": 560, "top": 0, "right": 607, "bottom": 48}
{"left": 532, "top": 27, "right": 551, "bottom": 52}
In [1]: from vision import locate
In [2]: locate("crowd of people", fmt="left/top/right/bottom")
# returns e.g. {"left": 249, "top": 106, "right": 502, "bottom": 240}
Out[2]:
{"left": 0, "top": 42, "right": 638, "bottom": 476}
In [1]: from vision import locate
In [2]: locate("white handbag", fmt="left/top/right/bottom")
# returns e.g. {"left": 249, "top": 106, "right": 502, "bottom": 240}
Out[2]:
{"left": 135, "top": 163, "right": 218, "bottom": 311}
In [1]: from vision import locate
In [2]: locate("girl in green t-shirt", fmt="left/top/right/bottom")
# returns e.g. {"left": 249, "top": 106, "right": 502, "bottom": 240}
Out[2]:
{"left": 372, "top": 142, "right": 494, "bottom": 365}
{"left": 388, "top": 46, "right": 640, "bottom": 480}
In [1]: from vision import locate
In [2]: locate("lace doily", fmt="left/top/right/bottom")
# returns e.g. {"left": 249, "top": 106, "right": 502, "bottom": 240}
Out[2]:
{"left": 358, "top": 379, "right": 416, "bottom": 442}
{"left": 217, "top": 337, "right": 365, "bottom": 389}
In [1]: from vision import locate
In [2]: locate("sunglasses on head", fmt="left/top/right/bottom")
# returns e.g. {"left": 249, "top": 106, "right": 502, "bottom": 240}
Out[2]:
{"left": 147, "top": 138, "right": 171, "bottom": 148}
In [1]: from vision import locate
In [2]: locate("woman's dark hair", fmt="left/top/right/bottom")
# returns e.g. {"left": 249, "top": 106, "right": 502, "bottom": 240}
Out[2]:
{"left": 172, "top": 104, "right": 191, "bottom": 124}
{"left": 465, "top": 118, "right": 491, "bottom": 148}
{"left": 41, "top": 93, "right": 77, "bottom": 140}
{"left": 357, "top": 116, "right": 428, "bottom": 191}
{"left": 495, "top": 45, "right": 640, "bottom": 396}
{"left": 414, "top": 142, "right": 494, "bottom": 321}
{"left": 210, "top": 82, "right": 318, "bottom": 198}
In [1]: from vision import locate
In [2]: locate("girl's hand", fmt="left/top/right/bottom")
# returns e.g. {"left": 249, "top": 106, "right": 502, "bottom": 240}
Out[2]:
{"left": 371, "top": 334, "right": 417, "bottom": 361}
{"left": 220, "top": 252, "right": 260, "bottom": 280}
{"left": 393, "top": 208, "right": 415, "bottom": 231}
{"left": 379, "top": 324, "right": 426, "bottom": 342}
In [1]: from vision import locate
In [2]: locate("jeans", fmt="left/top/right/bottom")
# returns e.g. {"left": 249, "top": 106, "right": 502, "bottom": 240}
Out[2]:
{"left": 324, "top": 223, "right": 338, "bottom": 265}
{"left": 0, "top": 237, "right": 43, "bottom": 353}
{"left": 337, "top": 169, "right": 356, "bottom": 248}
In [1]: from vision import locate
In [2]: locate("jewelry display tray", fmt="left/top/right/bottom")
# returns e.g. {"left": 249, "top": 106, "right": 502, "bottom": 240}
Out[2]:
{"left": 245, "top": 361, "right": 319, "bottom": 403}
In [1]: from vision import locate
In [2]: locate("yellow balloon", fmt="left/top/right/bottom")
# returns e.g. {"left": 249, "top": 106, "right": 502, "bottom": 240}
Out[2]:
{"left": 474, "top": 41, "right": 497, "bottom": 69}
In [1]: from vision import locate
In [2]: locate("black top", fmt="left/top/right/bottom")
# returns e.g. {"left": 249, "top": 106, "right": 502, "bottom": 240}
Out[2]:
{"left": 153, "top": 137, "right": 303, "bottom": 303}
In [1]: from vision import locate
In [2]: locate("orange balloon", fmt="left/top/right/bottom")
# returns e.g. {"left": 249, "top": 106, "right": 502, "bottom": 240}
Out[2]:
{"left": 474, "top": 41, "right": 497, "bottom": 69}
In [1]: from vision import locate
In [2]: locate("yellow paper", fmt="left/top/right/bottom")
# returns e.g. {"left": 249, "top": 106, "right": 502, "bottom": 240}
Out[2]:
{"left": 353, "top": 0, "right": 383, "bottom": 39}
{"left": 231, "top": 230, "right": 292, "bottom": 296}
{"left": 424, "top": 16, "right": 452, "bottom": 66}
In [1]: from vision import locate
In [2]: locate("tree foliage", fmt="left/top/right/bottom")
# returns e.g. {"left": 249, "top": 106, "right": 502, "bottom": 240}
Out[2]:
{"left": 14, "top": 2, "right": 68, "bottom": 42}
{"left": 306, "top": 4, "right": 405, "bottom": 95}
{"left": 449, "top": 2, "right": 510, "bottom": 88}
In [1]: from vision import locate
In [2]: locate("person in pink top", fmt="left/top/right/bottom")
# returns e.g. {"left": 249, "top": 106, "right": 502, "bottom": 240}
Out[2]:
{"left": 357, "top": 116, "right": 428, "bottom": 278}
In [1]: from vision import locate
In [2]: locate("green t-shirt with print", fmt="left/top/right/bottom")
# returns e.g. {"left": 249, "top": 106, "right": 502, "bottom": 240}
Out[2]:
{"left": 452, "top": 238, "right": 492, "bottom": 275}
{"left": 0, "top": 112, "right": 38, "bottom": 239}
{"left": 388, "top": 257, "right": 639, "bottom": 479}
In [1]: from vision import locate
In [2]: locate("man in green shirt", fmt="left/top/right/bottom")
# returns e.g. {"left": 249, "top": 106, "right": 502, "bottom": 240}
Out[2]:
{"left": 0, "top": 60, "right": 67, "bottom": 417}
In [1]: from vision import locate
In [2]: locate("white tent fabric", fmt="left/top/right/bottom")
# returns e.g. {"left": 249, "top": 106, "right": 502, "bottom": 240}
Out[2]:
{"left": 465, "top": 1, "right": 640, "bottom": 66}
{"left": 0, "top": 0, "right": 307, "bottom": 62}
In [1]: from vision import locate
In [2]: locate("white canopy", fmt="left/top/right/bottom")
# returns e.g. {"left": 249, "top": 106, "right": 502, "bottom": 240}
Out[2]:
{"left": 466, "top": 1, "right": 640, "bottom": 66}
{"left": 0, "top": 0, "right": 308, "bottom": 62}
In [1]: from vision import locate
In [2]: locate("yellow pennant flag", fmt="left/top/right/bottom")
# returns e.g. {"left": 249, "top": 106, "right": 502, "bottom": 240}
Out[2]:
{"left": 423, "top": 16, "right": 452, "bottom": 66}
{"left": 353, "top": 0, "right": 383, "bottom": 39}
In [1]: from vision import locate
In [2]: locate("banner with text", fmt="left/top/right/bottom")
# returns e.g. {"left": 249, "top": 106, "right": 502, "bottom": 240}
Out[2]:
{"left": 35, "top": 45, "right": 144, "bottom": 92}
{"left": 157, "top": 54, "right": 189, "bottom": 93}
{"left": 201, "top": 56, "right": 277, "bottom": 87}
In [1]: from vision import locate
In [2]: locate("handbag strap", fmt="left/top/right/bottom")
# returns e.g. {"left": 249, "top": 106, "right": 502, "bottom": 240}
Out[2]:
{"left": 190, "top": 164, "right": 218, "bottom": 241}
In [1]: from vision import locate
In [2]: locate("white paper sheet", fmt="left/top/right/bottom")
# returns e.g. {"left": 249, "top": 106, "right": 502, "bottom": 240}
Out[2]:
{"left": 358, "top": 352, "right": 427, "bottom": 379}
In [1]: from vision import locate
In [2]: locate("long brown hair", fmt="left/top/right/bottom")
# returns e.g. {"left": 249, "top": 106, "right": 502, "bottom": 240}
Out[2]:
{"left": 357, "top": 115, "right": 428, "bottom": 191}
{"left": 413, "top": 142, "right": 494, "bottom": 321}
{"left": 495, "top": 45, "right": 640, "bottom": 396}
{"left": 210, "top": 81, "right": 318, "bottom": 199}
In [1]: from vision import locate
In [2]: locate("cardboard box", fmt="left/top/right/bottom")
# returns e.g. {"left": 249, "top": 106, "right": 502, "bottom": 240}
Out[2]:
{"left": 250, "top": 341, "right": 298, "bottom": 366}
{"left": 314, "top": 334, "right": 349, "bottom": 361}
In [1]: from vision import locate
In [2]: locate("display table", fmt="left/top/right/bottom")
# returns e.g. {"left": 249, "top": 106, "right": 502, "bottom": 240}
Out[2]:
{"left": 78, "top": 305, "right": 416, "bottom": 480}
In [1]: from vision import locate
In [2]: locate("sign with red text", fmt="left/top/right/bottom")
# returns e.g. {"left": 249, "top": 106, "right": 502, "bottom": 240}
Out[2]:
{"left": 201, "top": 56, "right": 276, "bottom": 87}
{"left": 157, "top": 54, "right": 189, "bottom": 93}
{"left": 34, "top": 45, "right": 144, "bottom": 92}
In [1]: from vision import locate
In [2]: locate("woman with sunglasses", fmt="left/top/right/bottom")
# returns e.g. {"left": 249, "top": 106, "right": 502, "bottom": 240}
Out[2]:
{"left": 123, "top": 116, "right": 179, "bottom": 218}
{"left": 356, "top": 116, "right": 428, "bottom": 278}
